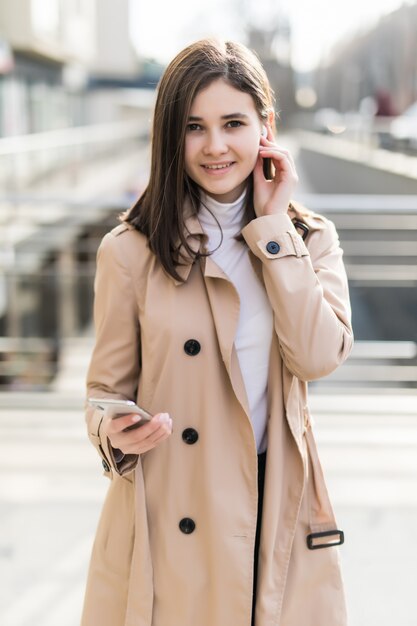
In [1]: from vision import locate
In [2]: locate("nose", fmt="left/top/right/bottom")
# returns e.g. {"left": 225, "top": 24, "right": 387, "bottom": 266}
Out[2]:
{"left": 202, "top": 130, "right": 228, "bottom": 156}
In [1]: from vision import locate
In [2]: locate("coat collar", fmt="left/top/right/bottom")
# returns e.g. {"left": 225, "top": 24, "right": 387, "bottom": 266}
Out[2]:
{"left": 172, "top": 194, "right": 262, "bottom": 287}
{"left": 171, "top": 196, "right": 311, "bottom": 286}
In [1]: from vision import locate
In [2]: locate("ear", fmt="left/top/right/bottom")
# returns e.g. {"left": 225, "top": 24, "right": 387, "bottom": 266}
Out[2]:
{"left": 267, "top": 109, "right": 275, "bottom": 130}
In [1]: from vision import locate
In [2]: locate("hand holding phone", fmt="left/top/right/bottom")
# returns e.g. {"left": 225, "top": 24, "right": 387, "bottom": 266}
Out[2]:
{"left": 88, "top": 397, "right": 173, "bottom": 455}
{"left": 254, "top": 123, "right": 299, "bottom": 217}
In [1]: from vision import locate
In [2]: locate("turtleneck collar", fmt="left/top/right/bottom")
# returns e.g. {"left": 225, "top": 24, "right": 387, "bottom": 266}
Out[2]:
{"left": 198, "top": 187, "right": 247, "bottom": 238}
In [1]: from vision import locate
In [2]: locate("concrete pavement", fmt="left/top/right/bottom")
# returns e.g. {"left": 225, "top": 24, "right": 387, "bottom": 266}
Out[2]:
{"left": 1, "top": 342, "right": 417, "bottom": 626}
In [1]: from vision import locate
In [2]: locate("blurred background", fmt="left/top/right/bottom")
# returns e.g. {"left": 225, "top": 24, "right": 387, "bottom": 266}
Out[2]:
{"left": 0, "top": 0, "right": 416, "bottom": 624}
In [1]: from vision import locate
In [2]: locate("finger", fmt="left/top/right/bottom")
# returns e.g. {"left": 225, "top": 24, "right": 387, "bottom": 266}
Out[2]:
{"left": 259, "top": 149, "right": 297, "bottom": 177}
{"left": 270, "top": 147, "right": 296, "bottom": 170}
{"left": 144, "top": 424, "right": 172, "bottom": 446}
{"left": 260, "top": 135, "right": 289, "bottom": 150}
{"left": 123, "top": 413, "right": 169, "bottom": 441}
{"left": 259, "top": 142, "right": 297, "bottom": 170}
{"left": 116, "top": 418, "right": 172, "bottom": 453}
{"left": 260, "top": 135, "right": 275, "bottom": 147}
{"left": 106, "top": 412, "right": 146, "bottom": 434}
{"left": 127, "top": 432, "right": 170, "bottom": 455}
{"left": 138, "top": 418, "right": 172, "bottom": 442}
{"left": 259, "top": 138, "right": 295, "bottom": 163}
{"left": 259, "top": 144, "right": 294, "bottom": 164}
{"left": 253, "top": 151, "right": 268, "bottom": 184}
{"left": 108, "top": 412, "right": 170, "bottom": 448}
{"left": 123, "top": 421, "right": 173, "bottom": 454}
{"left": 259, "top": 141, "right": 291, "bottom": 157}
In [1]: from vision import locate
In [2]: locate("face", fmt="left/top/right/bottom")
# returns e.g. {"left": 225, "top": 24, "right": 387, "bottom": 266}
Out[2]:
{"left": 184, "top": 78, "right": 263, "bottom": 203}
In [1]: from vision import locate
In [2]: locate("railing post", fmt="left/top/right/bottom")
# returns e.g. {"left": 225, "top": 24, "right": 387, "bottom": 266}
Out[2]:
{"left": 57, "top": 245, "right": 78, "bottom": 339}
{"left": 5, "top": 271, "right": 21, "bottom": 337}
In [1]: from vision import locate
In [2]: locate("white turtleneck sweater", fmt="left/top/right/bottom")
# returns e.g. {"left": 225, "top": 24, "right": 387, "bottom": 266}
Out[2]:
{"left": 199, "top": 189, "right": 273, "bottom": 453}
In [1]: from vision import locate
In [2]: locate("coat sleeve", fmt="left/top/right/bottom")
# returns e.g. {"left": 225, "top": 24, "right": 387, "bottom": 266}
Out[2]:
{"left": 241, "top": 212, "right": 353, "bottom": 382}
{"left": 85, "top": 231, "right": 141, "bottom": 478}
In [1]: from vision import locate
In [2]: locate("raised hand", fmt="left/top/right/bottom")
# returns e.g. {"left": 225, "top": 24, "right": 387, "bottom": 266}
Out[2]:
{"left": 253, "top": 124, "right": 299, "bottom": 217}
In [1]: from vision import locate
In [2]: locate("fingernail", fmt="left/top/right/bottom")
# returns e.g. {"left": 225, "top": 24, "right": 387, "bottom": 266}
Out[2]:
{"left": 131, "top": 415, "right": 142, "bottom": 422}
{"left": 157, "top": 412, "right": 169, "bottom": 423}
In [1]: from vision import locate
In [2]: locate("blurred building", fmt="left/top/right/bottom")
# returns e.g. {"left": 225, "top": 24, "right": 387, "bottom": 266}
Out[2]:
{"left": 0, "top": 0, "right": 94, "bottom": 135}
{"left": 90, "top": 0, "right": 137, "bottom": 81}
{"left": 313, "top": 2, "right": 417, "bottom": 114}
{"left": 0, "top": 0, "right": 145, "bottom": 136}
{"left": 0, "top": 0, "right": 154, "bottom": 378}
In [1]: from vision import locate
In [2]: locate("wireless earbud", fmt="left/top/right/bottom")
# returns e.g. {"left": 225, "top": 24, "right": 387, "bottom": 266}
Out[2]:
{"left": 261, "top": 125, "right": 267, "bottom": 138}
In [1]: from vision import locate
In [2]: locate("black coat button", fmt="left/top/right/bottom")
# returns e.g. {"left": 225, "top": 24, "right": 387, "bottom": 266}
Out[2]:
{"left": 266, "top": 241, "right": 280, "bottom": 254}
{"left": 184, "top": 339, "right": 201, "bottom": 356}
{"left": 102, "top": 459, "right": 110, "bottom": 472}
{"left": 179, "top": 518, "right": 196, "bottom": 534}
{"left": 182, "top": 428, "right": 199, "bottom": 445}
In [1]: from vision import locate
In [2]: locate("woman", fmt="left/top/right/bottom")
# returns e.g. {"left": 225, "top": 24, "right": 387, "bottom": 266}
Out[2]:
{"left": 82, "top": 38, "right": 353, "bottom": 626}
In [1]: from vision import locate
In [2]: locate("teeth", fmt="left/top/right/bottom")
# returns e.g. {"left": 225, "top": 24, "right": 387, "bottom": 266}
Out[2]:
{"left": 204, "top": 163, "right": 232, "bottom": 170}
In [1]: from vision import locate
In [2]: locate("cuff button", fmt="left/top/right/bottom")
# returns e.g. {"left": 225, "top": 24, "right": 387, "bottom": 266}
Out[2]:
{"left": 266, "top": 241, "right": 280, "bottom": 254}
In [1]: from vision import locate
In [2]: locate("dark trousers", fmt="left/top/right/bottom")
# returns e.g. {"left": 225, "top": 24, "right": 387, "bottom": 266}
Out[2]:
{"left": 251, "top": 450, "right": 267, "bottom": 626}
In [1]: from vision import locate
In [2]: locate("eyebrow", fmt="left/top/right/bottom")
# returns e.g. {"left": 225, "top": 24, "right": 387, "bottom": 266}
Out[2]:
{"left": 188, "top": 113, "right": 250, "bottom": 121}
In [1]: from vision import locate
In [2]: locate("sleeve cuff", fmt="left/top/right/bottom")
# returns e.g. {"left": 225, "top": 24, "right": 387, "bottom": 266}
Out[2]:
{"left": 111, "top": 447, "right": 125, "bottom": 463}
{"left": 108, "top": 444, "right": 138, "bottom": 476}
{"left": 241, "top": 213, "right": 309, "bottom": 260}
{"left": 87, "top": 405, "right": 138, "bottom": 477}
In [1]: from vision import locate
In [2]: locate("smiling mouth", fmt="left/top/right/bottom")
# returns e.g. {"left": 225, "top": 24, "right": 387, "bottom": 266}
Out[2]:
{"left": 202, "top": 162, "right": 235, "bottom": 171}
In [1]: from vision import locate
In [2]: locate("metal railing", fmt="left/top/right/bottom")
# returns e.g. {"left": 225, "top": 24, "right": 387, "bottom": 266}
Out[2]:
{"left": 294, "top": 129, "right": 417, "bottom": 185}
{"left": 292, "top": 113, "right": 414, "bottom": 154}
{"left": 298, "top": 194, "right": 417, "bottom": 286}
{"left": 1, "top": 193, "right": 417, "bottom": 390}
{"left": 0, "top": 120, "right": 148, "bottom": 193}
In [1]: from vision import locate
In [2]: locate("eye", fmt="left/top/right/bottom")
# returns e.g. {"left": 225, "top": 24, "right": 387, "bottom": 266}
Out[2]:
{"left": 226, "top": 120, "right": 243, "bottom": 128}
{"left": 186, "top": 123, "right": 202, "bottom": 132}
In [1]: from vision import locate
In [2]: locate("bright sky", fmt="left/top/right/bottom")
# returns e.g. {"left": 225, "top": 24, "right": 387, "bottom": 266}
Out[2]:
{"left": 129, "top": 0, "right": 409, "bottom": 71}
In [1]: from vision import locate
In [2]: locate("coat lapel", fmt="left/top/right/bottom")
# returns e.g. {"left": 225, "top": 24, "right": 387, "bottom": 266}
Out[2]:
{"left": 200, "top": 255, "right": 251, "bottom": 420}
{"left": 175, "top": 203, "right": 257, "bottom": 422}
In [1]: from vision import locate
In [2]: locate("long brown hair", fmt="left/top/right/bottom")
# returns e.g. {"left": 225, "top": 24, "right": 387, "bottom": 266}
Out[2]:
{"left": 124, "top": 38, "right": 276, "bottom": 282}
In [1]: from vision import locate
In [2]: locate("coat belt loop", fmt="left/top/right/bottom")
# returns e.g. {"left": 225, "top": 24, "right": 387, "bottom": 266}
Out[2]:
{"left": 304, "top": 410, "right": 345, "bottom": 550}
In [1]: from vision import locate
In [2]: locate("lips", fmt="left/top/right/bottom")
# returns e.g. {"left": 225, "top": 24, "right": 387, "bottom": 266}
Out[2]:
{"left": 201, "top": 161, "right": 235, "bottom": 171}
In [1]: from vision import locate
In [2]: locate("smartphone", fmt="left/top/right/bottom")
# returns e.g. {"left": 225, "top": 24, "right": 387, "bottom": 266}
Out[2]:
{"left": 260, "top": 125, "right": 274, "bottom": 180}
{"left": 88, "top": 397, "right": 152, "bottom": 430}
{"left": 262, "top": 156, "right": 273, "bottom": 181}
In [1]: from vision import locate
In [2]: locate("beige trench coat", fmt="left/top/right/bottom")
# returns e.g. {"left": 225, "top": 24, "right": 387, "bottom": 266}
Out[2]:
{"left": 82, "top": 204, "right": 353, "bottom": 626}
